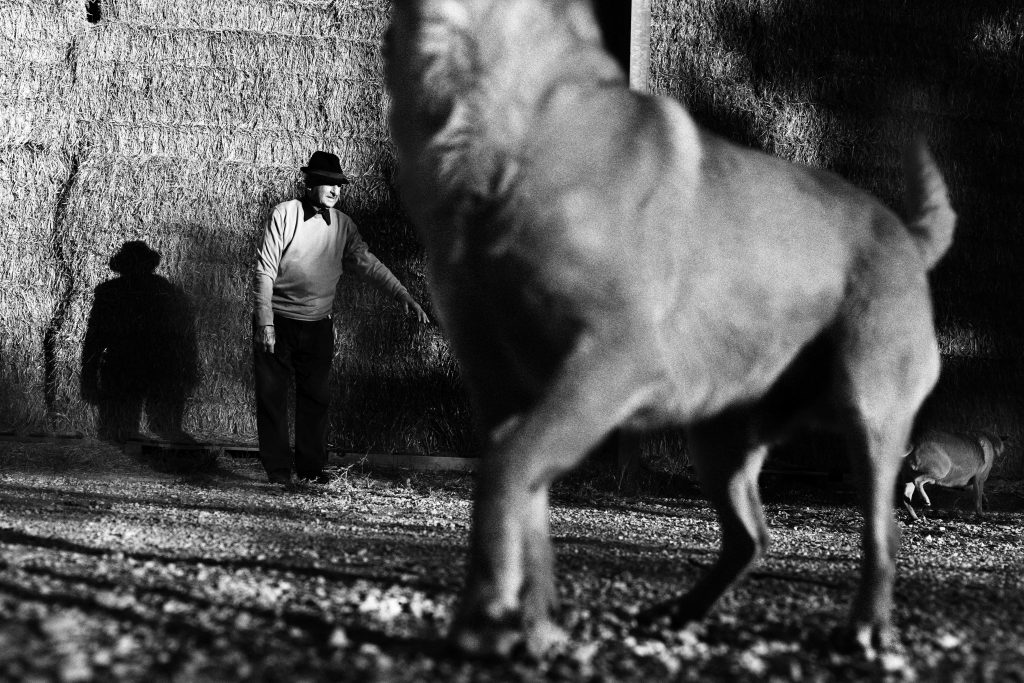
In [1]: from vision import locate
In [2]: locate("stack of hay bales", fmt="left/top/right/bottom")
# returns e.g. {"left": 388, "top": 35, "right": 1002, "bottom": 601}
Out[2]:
{"left": 0, "top": 0, "right": 82, "bottom": 431}
{"left": 8, "top": 0, "right": 1022, "bottom": 475}
{"left": 648, "top": 0, "right": 1024, "bottom": 476}
{"left": 4, "top": 0, "right": 474, "bottom": 454}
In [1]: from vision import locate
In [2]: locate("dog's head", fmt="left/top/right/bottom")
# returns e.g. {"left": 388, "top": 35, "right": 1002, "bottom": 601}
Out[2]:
{"left": 383, "top": 0, "right": 624, "bottom": 232}
{"left": 384, "top": 0, "right": 617, "bottom": 137}
{"left": 384, "top": 0, "right": 474, "bottom": 134}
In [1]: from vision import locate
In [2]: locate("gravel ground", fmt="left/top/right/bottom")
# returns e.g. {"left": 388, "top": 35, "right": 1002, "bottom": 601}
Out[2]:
{"left": 1, "top": 440, "right": 1022, "bottom": 682}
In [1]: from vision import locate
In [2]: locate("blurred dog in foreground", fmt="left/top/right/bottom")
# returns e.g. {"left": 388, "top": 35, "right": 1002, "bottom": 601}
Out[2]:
{"left": 385, "top": 0, "right": 955, "bottom": 657}
{"left": 901, "top": 431, "right": 1003, "bottom": 521}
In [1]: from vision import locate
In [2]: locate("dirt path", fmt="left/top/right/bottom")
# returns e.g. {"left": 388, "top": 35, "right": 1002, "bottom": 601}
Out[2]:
{"left": 1, "top": 441, "right": 1022, "bottom": 681}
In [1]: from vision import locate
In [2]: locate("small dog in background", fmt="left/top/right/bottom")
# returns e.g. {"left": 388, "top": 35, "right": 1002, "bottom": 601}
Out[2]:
{"left": 901, "top": 430, "right": 1004, "bottom": 521}
{"left": 385, "top": 0, "right": 955, "bottom": 658}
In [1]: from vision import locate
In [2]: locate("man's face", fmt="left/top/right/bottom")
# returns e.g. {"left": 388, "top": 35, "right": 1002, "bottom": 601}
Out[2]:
{"left": 309, "top": 182, "right": 342, "bottom": 209}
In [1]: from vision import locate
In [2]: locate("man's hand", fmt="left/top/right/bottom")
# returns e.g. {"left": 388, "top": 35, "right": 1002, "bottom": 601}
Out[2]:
{"left": 398, "top": 292, "right": 431, "bottom": 324}
{"left": 256, "top": 325, "right": 276, "bottom": 354}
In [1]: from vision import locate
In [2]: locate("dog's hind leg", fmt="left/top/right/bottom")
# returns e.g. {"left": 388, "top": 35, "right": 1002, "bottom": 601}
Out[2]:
{"left": 844, "top": 416, "right": 911, "bottom": 653}
{"left": 915, "top": 477, "right": 933, "bottom": 507}
{"left": 971, "top": 476, "right": 986, "bottom": 514}
{"left": 451, "top": 341, "right": 657, "bottom": 657}
{"left": 973, "top": 436, "right": 995, "bottom": 514}
{"left": 639, "top": 414, "right": 769, "bottom": 627}
{"left": 838, "top": 291, "right": 941, "bottom": 654}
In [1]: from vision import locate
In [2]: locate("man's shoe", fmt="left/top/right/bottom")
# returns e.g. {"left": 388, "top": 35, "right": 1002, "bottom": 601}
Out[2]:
{"left": 268, "top": 470, "right": 293, "bottom": 486}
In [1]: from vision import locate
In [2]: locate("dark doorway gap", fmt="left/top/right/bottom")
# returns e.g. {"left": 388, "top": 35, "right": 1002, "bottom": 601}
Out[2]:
{"left": 593, "top": 0, "right": 631, "bottom": 73}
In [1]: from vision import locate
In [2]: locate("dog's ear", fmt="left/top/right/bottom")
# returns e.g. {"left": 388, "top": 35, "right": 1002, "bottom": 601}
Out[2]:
{"left": 388, "top": 0, "right": 468, "bottom": 29}
{"left": 424, "top": 0, "right": 471, "bottom": 27}
{"left": 563, "top": 0, "right": 603, "bottom": 44}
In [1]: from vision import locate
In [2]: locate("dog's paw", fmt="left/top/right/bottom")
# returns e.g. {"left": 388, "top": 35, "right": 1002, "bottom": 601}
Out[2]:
{"left": 524, "top": 616, "right": 569, "bottom": 656}
{"left": 831, "top": 622, "right": 913, "bottom": 676}
{"left": 832, "top": 621, "right": 898, "bottom": 661}
{"left": 449, "top": 614, "right": 523, "bottom": 659}
{"left": 449, "top": 611, "right": 566, "bottom": 659}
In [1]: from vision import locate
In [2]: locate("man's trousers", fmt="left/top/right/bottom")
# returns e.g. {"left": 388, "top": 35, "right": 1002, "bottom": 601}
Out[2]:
{"left": 253, "top": 314, "right": 334, "bottom": 479}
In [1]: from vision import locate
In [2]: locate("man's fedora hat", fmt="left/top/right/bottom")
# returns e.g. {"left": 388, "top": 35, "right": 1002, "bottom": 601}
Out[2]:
{"left": 301, "top": 150, "right": 350, "bottom": 184}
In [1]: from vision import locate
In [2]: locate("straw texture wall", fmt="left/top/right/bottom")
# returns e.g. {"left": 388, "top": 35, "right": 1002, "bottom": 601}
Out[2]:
{"left": 3, "top": 0, "right": 473, "bottom": 454}
{"left": 1, "top": 0, "right": 81, "bottom": 430}
{"left": 5, "top": 1, "right": 1023, "bottom": 476}
{"left": 648, "top": 0, "right": 1024, "bottom": 477}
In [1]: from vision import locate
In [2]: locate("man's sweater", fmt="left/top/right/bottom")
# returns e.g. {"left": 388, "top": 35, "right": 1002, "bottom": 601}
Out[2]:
{"left": 253, "top": 199, "right": 408, "bottom": 326}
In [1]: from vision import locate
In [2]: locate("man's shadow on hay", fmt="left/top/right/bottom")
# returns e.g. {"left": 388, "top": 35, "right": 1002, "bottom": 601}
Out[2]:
{"left": 80, "top": 241, "right": 199, "bottom": 443}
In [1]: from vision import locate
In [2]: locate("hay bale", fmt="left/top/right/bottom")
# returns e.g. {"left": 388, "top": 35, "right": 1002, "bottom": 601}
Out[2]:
{"left": 101, "top": 0, "right": 388, "bottom": 36}
{"left": 0, "top": 0, "right": 82, "bottom": 147}
{"left": 0, "top": 146, "right": 72, "bottom": 431}
{"left": 0, "top": 0, "right": 82, "bottom": 432}
{"left": 10, "top": 0, "right": 1015, "bottom": 467}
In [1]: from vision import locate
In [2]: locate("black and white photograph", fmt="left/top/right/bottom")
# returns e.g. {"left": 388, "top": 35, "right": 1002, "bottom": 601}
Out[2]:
{"left": 1, "top": 0, "right": 1023, "bottom": 680}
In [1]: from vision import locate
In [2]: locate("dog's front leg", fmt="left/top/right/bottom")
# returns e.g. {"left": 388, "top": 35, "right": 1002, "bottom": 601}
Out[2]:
{"left": 454, "top": 449, "right": 533, "bottom": 657}
{"left": 901, "top": 482, "right": 921, "bottom": 522}
{"left": 452, "top": 341, "right": 655, "bottom": 657}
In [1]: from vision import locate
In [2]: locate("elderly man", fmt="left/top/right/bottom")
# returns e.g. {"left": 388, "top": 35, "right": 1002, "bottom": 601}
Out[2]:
{"left": 253, "top": 151, "right": 429, "bottom": 486}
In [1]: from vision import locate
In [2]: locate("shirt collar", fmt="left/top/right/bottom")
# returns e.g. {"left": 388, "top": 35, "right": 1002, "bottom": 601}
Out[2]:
{"left": 301, "top": 199, "right": 331, "bottom": 226}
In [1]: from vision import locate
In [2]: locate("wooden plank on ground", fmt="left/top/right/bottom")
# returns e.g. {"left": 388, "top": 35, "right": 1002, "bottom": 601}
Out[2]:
{"left": 124, "top": 439, "right": 221, "bottom": 457}
{"left": 121, "top": 439, "right": 478, "bottom": 472}
{"left": 0, "top": 432, "right": 86, "bottom": 443}
{"left": 331, "top": 452, "right": 478, "bottom": 472}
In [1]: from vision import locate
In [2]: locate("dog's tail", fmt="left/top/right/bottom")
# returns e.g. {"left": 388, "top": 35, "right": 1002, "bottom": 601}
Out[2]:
{"left": 903, "top": 136, "right": 956, "bottom": 270}
{"left": 974, "top": 430, "right": 1005, "bottom": 460}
